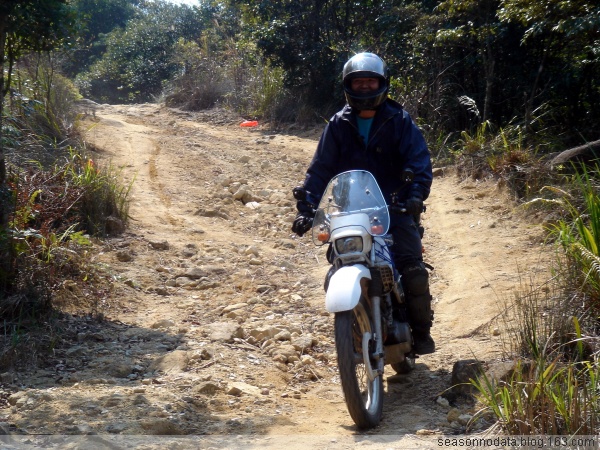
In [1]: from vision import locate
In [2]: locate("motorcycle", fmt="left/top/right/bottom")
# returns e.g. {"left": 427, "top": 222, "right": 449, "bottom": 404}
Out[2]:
{"left": 310, "top": 169, "right": 419, "bottom": 429}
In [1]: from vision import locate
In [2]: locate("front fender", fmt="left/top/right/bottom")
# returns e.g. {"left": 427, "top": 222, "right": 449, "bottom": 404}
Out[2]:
{"left": 325, "top": 265, "right": 371, "bottom": 313}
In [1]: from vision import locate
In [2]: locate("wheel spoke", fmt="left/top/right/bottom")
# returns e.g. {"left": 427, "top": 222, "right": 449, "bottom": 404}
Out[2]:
{"left": 334, "top": 300, "right": 384, "bottom": 429}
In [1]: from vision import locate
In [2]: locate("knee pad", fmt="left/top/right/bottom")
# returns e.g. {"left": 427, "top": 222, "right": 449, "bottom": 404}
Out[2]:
{"left": 402, "top": 263, "right": 429, "bottom": 296}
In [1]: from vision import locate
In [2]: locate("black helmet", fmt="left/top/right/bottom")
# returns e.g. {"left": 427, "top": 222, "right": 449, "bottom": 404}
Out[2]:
{"left": 342, "top": 52, "right": 390, "bottom": 110}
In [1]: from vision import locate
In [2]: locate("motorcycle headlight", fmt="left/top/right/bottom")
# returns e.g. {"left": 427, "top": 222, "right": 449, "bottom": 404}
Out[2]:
{"left": 335, "top": 236, "right": 363, "bottom": 254}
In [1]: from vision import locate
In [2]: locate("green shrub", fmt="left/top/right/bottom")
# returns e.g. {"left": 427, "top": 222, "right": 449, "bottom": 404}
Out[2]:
{"left": 472, "top": 352, "right": 599, "bottom": 435}
{"left": 549, "top": 166, "right": 600, "bottom": 310}
{"left": 470, "top": 166, "right": 600, "bottom": 435}
{"left": 165, "top": 37, "right": 304, "bottom": 124}
{"left": 1, "top": 151, "right": 130, "bottom": 318}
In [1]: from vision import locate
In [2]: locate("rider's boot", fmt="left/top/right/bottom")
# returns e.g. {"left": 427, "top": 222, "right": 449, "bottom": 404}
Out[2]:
{"left": 412, "top": 323, "right": 435, "bottom": 355}
{"left": 402, "top": 263, "right": 435, "bottom": 355}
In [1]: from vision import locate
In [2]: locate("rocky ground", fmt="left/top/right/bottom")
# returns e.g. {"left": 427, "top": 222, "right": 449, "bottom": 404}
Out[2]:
{"left": 0, "top": 103, "right": 552, "bottom": 448}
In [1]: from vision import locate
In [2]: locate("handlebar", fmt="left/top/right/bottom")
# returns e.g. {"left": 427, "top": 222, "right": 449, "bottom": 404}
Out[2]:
{"left": 389, "top": 205, "right": 407, "bottom": 215}
{"left": 389, "top": 203, "right": 426, "bottom": 215}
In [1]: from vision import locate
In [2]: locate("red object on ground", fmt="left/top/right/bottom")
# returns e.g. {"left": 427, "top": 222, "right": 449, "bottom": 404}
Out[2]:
{"left": 240, "top": 120, "right": 258, "bottom": 127}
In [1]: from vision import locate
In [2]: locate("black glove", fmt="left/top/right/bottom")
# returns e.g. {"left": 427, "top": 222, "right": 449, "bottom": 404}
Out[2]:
{"left": 405, "top": 197, "right": 424, "bottom": 215}
{"left": 292, "top": 213, "right": 314, "bottom": 237}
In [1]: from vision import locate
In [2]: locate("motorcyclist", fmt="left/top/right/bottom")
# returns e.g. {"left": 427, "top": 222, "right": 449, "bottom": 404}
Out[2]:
{"left": 291, "top": 52, "right": 435, "bottom": 355}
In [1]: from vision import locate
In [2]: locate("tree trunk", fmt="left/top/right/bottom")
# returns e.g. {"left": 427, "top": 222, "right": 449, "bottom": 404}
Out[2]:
{"left": 0, "top": 17, "right": 6, "bottom": 192}
{"left": 549, "top": 139, "right": 600, "bottom": 167}
{"left": 0, "top": 16, "right": 9, "bottom": 292}
{"left": 525, "top": 51, "right": 546, "bottom": 136}
{"left": 482, "top": 40, "right": 495, "bottom": 123}
{"left": 482, "top": 59, "right": 494, "bottom": 123}
{"left": 0, "top": 16, "right": 9, "bottom": 231}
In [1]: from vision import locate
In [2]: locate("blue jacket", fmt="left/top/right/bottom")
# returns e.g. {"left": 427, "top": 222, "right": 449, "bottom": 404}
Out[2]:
{"left": 302, "top": 99, "right": 432, "bottom": 209}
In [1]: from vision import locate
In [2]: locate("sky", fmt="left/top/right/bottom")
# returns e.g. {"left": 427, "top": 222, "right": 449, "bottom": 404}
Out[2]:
{"left": 165, "top": 0, "right": 200, "bottom": 5}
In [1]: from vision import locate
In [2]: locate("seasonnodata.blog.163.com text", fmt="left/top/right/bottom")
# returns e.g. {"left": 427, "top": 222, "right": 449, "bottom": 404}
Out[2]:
{"left": 437, "top": 435, "right": 599, "bottom": 450}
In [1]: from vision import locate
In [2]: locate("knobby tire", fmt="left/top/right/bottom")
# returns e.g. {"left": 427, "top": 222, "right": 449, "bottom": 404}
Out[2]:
{"left": 334, "top": 304, "right": 383, "bottom": 429}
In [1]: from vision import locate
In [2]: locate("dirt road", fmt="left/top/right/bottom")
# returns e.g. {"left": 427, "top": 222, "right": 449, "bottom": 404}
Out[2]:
{"left": 0, "top": 103, "right": 550, "bottom": 448}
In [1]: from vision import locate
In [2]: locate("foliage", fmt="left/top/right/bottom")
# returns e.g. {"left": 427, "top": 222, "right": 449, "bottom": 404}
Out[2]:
{"left": 1, "top": 56, "right": 129, "bottom": 323}
{"left": 468, "top": 165, "right": 600, "bottom": 435}
{"left": 501, "top": 277, "right": 597, "bottom": 363}
{"left": 497, "top": 0, "right": 600, "bottom": 142}
{"left": 225, "top": 0, "right": 386, "bottom": 112}
{"left": 165, "top": 36, "right": 298, "bottom": 123}
{"left": 164, "top": 33, "right": 237, "bottom": 111}
{"left": 472, "top": 353, "right": 599, "bottom": 434}
{"left": 551, "top": 166, "right": 600, "bottom": 305}
{"left": 8, "top": 150, "right": 130, "bottom": 239}
{"left": 1, "top": 11, "right": 80, "bottom": 310}
{"left": 2, "top": 56, "right": 82, "bottom": 169}
{"left": 469, "top": 254, "right": 600, "bottom": 434}
{"left": 1, "top": 0, "right": 79, "bottom": 203}
{"left": 76, "top": 1, "right": 209, "bottom": 103}
{"left": 1, "top": 151, "right": 130, "bottom": 316}
{"left": 56, "top": 0, "right": 599, "bottom": 149}
{"left": 0, "top": 0, "right": 77, "bottom": 83}
{"left": 452, "top": 120, "right": 553, "bottom": 199}
{"left": 62, "top": 0, "right": 140, "bottom": 77}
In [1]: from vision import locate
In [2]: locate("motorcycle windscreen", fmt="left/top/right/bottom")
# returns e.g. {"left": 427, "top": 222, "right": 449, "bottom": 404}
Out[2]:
{"left": 312, "top": 170, "right": 389, "bottom": 246}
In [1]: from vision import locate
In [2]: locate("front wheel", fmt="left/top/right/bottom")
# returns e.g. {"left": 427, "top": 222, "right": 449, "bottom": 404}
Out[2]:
{"left": 334, "top": 302, "right": 384, "bottom": 429}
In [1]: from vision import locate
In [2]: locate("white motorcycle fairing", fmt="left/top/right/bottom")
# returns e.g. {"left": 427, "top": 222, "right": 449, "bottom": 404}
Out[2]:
{"left": 325, "top": 265, "right": 371, "bottom": 313}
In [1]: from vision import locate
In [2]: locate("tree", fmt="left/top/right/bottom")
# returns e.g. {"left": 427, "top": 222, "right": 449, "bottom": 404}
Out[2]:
{"left": 362, "top": 1, "right": 442, "bottom": 122}
{"left": 0, "top": 0, "right": 77, "bottom": 227}
{"left": 62, "top": 0, "right": 140, "bottom": 77}
{"left": 76, "top": 1, "right": 208, "bottom": 103}
{"left": 498, "top": 0, "right": 600, "bottom": 141}
{"left": 226, "top": 0, "right": 388, "bottom": 110}
{"left": 434, "top": 0, "right": 506, "bottom": 124}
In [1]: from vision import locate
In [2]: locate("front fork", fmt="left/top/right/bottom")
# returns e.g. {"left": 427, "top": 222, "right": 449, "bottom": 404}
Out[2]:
{"left": 363, "top": 295, "right": 385, "bottom": 382}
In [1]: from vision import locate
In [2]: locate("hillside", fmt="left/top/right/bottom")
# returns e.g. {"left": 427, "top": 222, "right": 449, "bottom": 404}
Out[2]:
{"left": 0, "top": 103, "right": 551, "bottom": 447}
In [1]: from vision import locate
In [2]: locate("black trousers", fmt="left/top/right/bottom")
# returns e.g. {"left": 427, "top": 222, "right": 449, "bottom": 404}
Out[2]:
{"left": 390, "top": 214, "right": 433, "bottom": 332}
{"left": 389, "top": 214, "right": 423, "bottom": 271}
